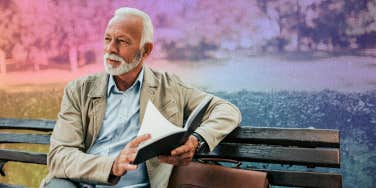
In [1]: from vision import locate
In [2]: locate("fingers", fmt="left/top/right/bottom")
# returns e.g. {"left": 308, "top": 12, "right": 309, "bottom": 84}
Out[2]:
{"left": 119, "top": 163, "right": 138, "bottom": 171}
{"left": 178, "top": 151, "right": 195, "bottom": 160}
{"left": 112, "top": 156, "right": 138, "bottom": 177}
{"left": 158, "top": 136, "right": 198, "bottom": 166}
{"left": 171, "top": 136, "right": 197, "bottom": 156}
{"left": 128, "top": 134, "right": 151, "bottom": 148}
{"left": 120, "top": 147, "right": 137, "bottom": 158}
{"left": 159, "top": 147, "right": 195, "bottom": 166}
{"left": 111, "top": 134, "right": 150, "bottom": 177}
{"left": 118, "top": 150, "right": 137, "bottom": 163}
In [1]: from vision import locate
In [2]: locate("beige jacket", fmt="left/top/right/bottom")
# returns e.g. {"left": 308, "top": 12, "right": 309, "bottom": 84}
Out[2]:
{"left": 42, "top": 66, "right": 241, "bottom": 188}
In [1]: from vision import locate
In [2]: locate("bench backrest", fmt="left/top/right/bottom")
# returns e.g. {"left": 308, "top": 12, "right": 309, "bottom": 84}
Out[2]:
{"left": 0, "top": 118, "right": 342, "bottom": 187}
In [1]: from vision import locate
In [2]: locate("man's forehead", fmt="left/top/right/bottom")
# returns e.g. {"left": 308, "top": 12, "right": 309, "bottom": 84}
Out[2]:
{"left": 105, "top": 15, "right": 143, "bottom": 37}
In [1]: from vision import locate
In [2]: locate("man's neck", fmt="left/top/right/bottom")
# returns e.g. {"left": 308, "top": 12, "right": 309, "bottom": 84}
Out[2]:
{"left": 113, "top": 64, "right": 143, "bottom": 91}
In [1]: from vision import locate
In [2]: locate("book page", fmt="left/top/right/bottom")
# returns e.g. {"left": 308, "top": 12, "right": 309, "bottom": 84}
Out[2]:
{"left": 138, "top": 100, "right": 184, "bottom": 147}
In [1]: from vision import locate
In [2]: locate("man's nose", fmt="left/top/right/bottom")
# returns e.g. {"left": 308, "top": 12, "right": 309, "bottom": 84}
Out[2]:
{"left": 105, "top": 40, "right": 119, "bottom": 54}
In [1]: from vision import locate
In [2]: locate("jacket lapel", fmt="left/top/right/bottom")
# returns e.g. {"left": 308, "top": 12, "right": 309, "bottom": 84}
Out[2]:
{"left": 139, "top": 66, "right": 158, "bottom": 125}
{"left": 87, "top": 72, "right": 108, "bottom": 147}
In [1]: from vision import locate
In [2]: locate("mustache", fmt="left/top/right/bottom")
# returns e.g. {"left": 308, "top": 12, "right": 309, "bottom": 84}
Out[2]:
{"left": 104, "top": 53, "right": 125, "bottom": 62}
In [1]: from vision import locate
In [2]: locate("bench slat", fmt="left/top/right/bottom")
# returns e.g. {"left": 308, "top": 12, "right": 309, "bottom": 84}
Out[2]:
{"left": 197, "top": 143, "right": 340, "bottom": 168}
{"left": 0, "top": 183, "right": 26, "bottom": 188}
{"left": 0, "top": 118, "right": 54, "bottom": 131}
{"left": 0, "top": 133, "right": 50, "bottom": 144}
{"left": 258, "top": 169, "right": 342, "bottom": 188}
{"left": 0, "top": 118, "right": 340, "bottom": 148}
{"left": 224, "top": 127, "right": 340, "bottom": 148}
{"left": 0, "top": 144, "right": 340, "bottom": 168}
{"left": 0, "top": 149, "right": 46, "bottom": 164}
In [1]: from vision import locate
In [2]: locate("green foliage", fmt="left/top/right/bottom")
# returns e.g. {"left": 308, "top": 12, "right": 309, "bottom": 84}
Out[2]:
{"left": 217, "top": 89, "right": 376, "bottom": 188}
{"left": 0, "top": 84, "right": 64, "bottom": 119}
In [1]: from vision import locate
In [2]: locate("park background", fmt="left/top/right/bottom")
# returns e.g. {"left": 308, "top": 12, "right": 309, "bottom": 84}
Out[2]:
{"left": 0, "top": 0, "right": 375, "bottom": 187}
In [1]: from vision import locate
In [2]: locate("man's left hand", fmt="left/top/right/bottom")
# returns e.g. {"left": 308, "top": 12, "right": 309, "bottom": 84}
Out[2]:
{"left": 158, "top": 135, "right": 198, "bottom": 166}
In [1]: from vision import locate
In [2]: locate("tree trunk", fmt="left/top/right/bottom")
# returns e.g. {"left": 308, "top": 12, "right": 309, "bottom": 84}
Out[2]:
{"left": 69, "top": 46, "right": 78, "bottom": 73}
{"left": 0, "top": 50, "right": 5, "bottom": 75}
{"left": 296, "top": 0, "right": 301, "bottom": 52}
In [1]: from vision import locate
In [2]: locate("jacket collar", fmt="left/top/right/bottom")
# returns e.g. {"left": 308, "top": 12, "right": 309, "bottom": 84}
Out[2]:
{"left": 87, "top": 65, "right": 158, "bottom": 98}
{"left": 87, "top": 72, "right": 108, "bottom": 98}
{"left": 86, "top": 66, "right": 158, "bottom": 124}
{"left": 106, "top": 66, "right": 145, "bottom": 96}
{"left": 142, "top": 66, "right": 158, "bottom": 88}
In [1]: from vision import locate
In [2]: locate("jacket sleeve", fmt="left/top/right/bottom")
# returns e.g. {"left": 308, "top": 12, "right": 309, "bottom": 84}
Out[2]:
{"left": 177, "top": 81, "right": 242, "bottom": 151}
{"left": 47, "top": 81, "right": 117, "bottom": 185}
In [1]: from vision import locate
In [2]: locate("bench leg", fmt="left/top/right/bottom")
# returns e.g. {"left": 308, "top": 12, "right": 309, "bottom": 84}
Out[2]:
{"left": 0, "top": 160, "right": 7, "bottom": 176}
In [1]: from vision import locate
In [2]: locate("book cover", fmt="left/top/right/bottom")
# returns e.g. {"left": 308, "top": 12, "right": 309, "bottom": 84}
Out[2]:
{"left": 133, "top": 96, "right": 213, "bottom": 164}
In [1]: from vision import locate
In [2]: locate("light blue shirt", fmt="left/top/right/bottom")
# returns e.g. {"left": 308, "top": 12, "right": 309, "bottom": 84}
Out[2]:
{"left": 86, "top": 67, "right": 150, "bottom": 188}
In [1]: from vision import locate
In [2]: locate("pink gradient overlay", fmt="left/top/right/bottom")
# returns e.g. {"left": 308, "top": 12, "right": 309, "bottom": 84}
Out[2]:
{"left": 0, "top": 0, "right": 375, "bottom": 92}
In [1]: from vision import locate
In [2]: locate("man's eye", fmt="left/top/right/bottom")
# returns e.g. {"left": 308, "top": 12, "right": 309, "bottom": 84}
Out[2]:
{"left": 104, "top": 37, "right": 111, "bottom": 42}
{"left": 119, "top": 40, "right": 129, "bottom": 44}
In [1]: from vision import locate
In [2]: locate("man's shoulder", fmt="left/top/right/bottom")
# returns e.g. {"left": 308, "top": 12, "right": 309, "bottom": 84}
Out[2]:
{"left": 65, "top": 72, "right": 107, "bottom": 92}
{"left": 146, "top": 67, "right": 192, "bottom": 89}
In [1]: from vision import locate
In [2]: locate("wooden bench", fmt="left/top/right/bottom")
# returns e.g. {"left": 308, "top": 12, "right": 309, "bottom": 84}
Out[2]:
{"left": 0, "top": 118, "right": 342, "bottom": 188}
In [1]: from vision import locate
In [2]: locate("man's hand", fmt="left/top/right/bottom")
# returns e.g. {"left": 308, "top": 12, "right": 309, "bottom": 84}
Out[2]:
{"left": 111, "top": 134, "right": 151, "bottom": 177}
{"left": 158, "top": 135, "right": 199, "bottom": 166}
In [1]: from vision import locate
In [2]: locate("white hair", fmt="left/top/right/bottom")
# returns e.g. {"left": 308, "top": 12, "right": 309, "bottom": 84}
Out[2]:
{"left": 112, "top": 7, "right": 153, "bottom": 48}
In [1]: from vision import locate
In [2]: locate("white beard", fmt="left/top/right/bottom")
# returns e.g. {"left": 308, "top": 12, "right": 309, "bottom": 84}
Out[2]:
{"left": 103, "top": 51, "right": 142, "bottom": 75}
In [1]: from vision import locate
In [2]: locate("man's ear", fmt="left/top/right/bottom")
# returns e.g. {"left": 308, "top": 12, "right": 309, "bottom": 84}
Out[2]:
{"left": 142, "top": 43, "right": 153, "bottom": 57}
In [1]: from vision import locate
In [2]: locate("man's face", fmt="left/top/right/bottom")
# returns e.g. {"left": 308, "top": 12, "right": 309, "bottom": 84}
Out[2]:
{"left": 103, "top": 15, "right": 143, "bottom": 75}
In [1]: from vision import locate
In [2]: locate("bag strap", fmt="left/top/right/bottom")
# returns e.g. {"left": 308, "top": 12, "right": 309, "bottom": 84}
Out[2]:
{"left": 196, "top": 158, "right": 242, "bottom": 168}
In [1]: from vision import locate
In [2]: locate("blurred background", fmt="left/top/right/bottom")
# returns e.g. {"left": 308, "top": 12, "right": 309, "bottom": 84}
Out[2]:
{"left": 0, "top": 0, "right": 375, "bottom": 187}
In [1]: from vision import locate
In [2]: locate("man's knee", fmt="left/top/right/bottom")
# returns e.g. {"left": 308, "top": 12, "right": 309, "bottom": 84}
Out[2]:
{"left": 43, "top": 178, "right": 79, "bottom": 188}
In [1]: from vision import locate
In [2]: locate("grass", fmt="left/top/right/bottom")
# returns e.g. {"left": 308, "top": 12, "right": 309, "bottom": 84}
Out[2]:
{"left": 0, "top": 84, "right": 64, "bottom": 188}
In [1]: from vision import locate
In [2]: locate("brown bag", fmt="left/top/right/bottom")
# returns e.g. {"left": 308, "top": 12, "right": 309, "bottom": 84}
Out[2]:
{"left": 168, "top": 158, "right": 269, "bottom": 188}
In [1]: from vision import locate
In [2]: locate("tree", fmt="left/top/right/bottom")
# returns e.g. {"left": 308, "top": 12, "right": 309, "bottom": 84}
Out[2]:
{"left": 346, "top": 0, "right": 376, "bottom": 48}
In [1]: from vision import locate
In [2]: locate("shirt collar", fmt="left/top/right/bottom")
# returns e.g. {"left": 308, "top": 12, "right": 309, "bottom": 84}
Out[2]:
{"left": 107, "top": 66, "right": 145, "bottom": 96}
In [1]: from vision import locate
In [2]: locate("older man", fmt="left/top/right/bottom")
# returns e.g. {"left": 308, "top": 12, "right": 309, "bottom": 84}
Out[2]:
{"left": 41, "top": 7, "right": 241, "bottom": 188}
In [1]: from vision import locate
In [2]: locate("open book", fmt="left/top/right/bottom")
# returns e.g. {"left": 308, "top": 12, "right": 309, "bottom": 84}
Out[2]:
{"left": 133, "top": 96, "right": 213, "bottom": 164}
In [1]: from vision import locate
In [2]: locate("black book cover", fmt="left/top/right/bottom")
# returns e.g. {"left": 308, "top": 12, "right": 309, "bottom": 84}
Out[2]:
{"left": 133, "top": 96, "right": 213, "bottom": 164}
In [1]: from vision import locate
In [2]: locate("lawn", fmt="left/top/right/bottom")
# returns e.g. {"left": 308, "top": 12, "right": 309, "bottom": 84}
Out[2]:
{"left": 0, "top": 84, "right": 64, "bottom": 187}
{"left": 1, "top": 84, "right": 375, "bottom": 187}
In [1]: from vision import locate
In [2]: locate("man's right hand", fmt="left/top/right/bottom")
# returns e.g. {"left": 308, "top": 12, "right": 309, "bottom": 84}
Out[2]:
{"left": 111, "top": 134, "right": 151, "bottom": 177}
